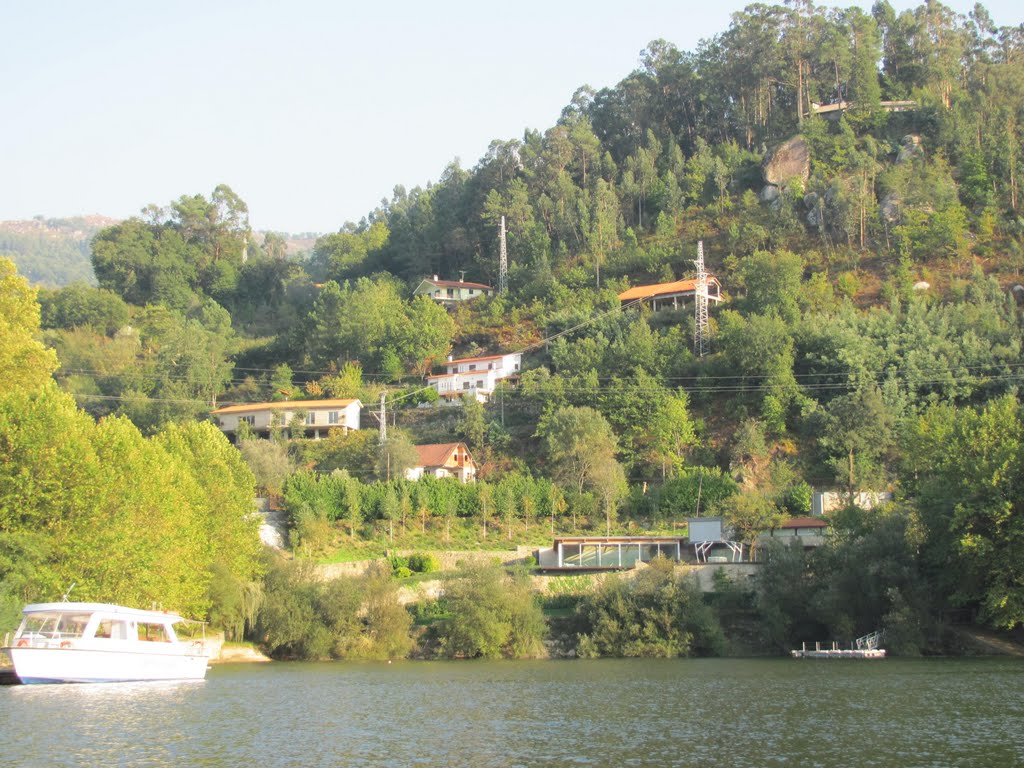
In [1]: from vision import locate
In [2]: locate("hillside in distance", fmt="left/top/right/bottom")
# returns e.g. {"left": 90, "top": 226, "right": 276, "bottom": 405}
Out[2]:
{"left": 0, "top": 215, "right": 116, "bottom": 286}
{"left": 0, "top": 214, "right": 317, "bottom": 287}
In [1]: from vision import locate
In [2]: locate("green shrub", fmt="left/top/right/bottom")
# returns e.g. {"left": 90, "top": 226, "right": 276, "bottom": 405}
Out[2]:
{"left": 407, "top": 553, "right": 440, "bottom": 573}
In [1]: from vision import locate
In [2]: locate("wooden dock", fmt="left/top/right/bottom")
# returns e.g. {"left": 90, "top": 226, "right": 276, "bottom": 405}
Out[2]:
{"left": 791, "top": 631, "right": 886, "bottom": 659}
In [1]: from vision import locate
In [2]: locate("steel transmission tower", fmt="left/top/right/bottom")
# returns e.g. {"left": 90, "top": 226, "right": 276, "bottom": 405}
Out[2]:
{"left": 693, "top": 240, "right": 710, "bottom": 357}
{"left": 498, "top": 215, "right": 508, "bottom": 294}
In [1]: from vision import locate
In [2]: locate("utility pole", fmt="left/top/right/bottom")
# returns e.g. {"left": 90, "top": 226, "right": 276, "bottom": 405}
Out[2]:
{"left": 371, "top": 392, "right": 389, "bottom": 480}
{"left": 371, "top": 392, "right": 387, "bottom": 445}
{"left": 693, "top": 240, "right": 710, "bottom": 358}
{"left": 498, "top": 215, "right": 508, "bottom": 294}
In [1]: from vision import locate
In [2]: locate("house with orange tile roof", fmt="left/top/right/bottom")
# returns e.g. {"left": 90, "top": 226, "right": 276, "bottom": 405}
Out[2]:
{"left": 425, "top": 352, "right": 522, "bottom": 404}
{"left": 618, "top": 276, "right": 723, "bottom": 311}
{"left": 210, "top": 398, "right": 362, "bottom": 441}
{"left": 405, "top": 442, "right": 477, "bottom": 483}
{"left": 414, "top": 275, "right": 493, "bottom": 305}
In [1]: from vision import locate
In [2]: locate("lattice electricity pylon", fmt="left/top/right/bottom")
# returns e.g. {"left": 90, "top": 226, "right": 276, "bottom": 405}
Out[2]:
{"left": 693, "top": 240, "right": 710, "bottom": 357}
{"left": 498, "top": 215, "right": 508, "bottom": 294}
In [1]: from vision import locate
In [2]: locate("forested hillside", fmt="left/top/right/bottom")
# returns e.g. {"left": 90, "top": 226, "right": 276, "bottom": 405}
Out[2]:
{"left": 0, "top": 216, "right": 115, "bottom": 286}
{"left": 8, "top": 1, "right": 1024, "bottom": 650}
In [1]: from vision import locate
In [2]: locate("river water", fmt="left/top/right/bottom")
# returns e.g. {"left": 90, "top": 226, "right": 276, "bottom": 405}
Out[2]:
{"left": 2, "top": 658, "right": 1022, "bottom": 767}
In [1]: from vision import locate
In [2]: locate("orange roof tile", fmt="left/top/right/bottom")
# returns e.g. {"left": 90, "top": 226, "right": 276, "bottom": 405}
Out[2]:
{"left": 618, "top": 277, "right": 720, "bottom": 302}
{"left": 446, "top": 353, "right": 510, "bottom": 365}
{"left": 211, "top": 398, "right": 359, "bottom": 415}
{"left": 781, "top": 517, "right": 828, "bottom": 529}
{"left": 414, "top": 442, "right": 471, "bottom": 468}
{"left": 421, "top": 278, "right": 493, "bottom": 291}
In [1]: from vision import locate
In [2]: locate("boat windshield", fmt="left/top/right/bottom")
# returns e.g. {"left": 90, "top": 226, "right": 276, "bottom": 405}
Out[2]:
{"left": 20, "top": 611, "right": 91, "bottom": 640}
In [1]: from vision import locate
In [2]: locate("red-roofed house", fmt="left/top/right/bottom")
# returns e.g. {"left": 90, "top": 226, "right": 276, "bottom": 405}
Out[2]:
{"left": 211, "top": 398, "right": 362, "bottom": 441}
{"left": 618, "top": 277, "right": 723, "bottom": 311}
{"left": 762, "top": 517, "right": 829, "bottom": 547}
{"left": 405, "top": 442, "right": 477, "bottom": 483}
{"left": 425, "top": 352, "right": 522, "bottom": 404}
{"left": 414, "top": 275, "right": 493, "bottom": 305}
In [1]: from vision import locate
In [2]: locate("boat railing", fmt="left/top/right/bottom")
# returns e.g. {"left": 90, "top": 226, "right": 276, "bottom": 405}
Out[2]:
{"left": 855, "top": 630, "right": 885, "bottom": 651}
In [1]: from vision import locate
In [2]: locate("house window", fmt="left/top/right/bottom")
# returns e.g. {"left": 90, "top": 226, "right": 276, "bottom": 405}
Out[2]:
{"left": 305, "top": 413, "right": 316, "bottom": 425}
{"left": 488, "top": 363, "right": 494, "bottom": 370}
{"left": 514, "top": 361, "right": 520, "bottom": 370}
{"left": 463, "top": 382, "right": 471, "bottom": 390}
{"left": 328, "top": 411, "right": 340, "bottom": 424}
{"left": 469, "top": 289, "right": 475, "bottom": 295}
{"left": 468, "top": 364, "right": 476, "bottom": 371}
{"left": 239, "top": 415, "right": 255, "bottom": 426}
{"left": 476, "top": 380, "right": 484, "bottom": 388}
{"left": 447, "top": 288, "right": 454, "bottom": 298}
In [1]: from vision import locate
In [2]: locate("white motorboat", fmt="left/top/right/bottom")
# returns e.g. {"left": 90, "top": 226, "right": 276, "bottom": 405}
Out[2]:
{"left": 1, "top": 602, "right": 210, "bottom": 684}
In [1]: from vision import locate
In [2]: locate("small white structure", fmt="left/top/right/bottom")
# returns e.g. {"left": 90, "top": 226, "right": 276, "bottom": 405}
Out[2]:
{"left": 811, "top": 490, "right": 892, "bottom": 516}
{"left": 687, "top": 517, "right": 745, "bottom": 562}
{"left": 211, "top": 398, "right": 362, "bottom": 441}
{"left": 3, "top": 602, "right": 210, "bottom": 684}
{"left": 426, "top": 353, "right": 521, "bottom": 404}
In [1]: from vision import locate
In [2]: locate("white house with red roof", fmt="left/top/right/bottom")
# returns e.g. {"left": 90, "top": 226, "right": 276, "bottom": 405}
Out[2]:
{"left": 414, "top": 275, "right": 493, "bottom": 305}
{"left": 426, "top": 352, "right": 522, "bottom": 403}
{"left": 210, "top": 398, "right": 362, "bottom": 441}
{"left": 405, "top": 442, "right": 477, "bottom": 483}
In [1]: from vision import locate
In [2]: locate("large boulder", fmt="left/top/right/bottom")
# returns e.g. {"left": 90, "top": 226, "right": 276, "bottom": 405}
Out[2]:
{"left": 880, "top": 192, "right": 902, "bottom": 223}
{"left": 762, "top": 136, "right": 811, "bottom": 186}
{"left": 896, "top": 134, "right": 923, "bottom": 164}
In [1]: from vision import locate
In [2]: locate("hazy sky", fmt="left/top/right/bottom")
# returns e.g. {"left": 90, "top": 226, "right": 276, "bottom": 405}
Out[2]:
{"left": 2, "top": 1, "right": 1020, "bottom": 234}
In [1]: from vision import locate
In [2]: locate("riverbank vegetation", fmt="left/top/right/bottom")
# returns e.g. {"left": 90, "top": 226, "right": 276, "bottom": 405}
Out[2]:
{"left": 4, "top": 1, "right": 1024, "bottom": 657}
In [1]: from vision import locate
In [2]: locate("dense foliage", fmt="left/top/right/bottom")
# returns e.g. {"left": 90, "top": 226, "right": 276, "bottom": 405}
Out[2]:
{"left": 0, "top": 258, "right": 264, "bottom": 632}
{"left": 11, "top": 1, "right": 1024, "bottom": 645}
{"left": 576, "top": 557, "right": 725, "bottom": 657}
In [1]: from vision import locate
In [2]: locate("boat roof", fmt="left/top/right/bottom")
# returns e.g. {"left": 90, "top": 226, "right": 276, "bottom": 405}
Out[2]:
{"left": 22, "top": 602, "right": 185, "bottom": 622}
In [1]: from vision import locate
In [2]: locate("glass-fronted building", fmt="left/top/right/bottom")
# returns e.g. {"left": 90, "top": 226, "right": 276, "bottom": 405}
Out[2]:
{"left": 537, "top": 537, "right": 688, "bottom": 570}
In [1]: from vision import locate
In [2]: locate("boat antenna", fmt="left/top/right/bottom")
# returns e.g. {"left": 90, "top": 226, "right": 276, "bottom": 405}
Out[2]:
{"left": 61, "top": 582, "right": 76, "bottom": 602}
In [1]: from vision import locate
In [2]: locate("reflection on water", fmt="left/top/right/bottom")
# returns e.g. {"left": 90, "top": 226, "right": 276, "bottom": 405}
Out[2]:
{"left": 2, "top": 658, "right": 1023, "bottom": 767}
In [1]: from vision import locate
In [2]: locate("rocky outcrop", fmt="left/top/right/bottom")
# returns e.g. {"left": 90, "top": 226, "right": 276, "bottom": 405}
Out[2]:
{"left": 896, "top": 134, "right": 923, "bottom": 164}
{"left": 880, "top": 193, "right": 902, "bottom": 223}
{"left": 762, "top": 136, "right": 811, "bottom": 186}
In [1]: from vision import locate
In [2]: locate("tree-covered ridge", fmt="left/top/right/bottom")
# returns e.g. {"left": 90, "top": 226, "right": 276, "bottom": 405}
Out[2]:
{"left": 14, "top": 1, "right": 1024, "bottom": 648}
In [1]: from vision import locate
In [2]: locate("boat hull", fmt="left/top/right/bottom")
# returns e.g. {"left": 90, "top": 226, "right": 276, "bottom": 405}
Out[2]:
{"left": 7, "top": 645, "right": 209, "bottom": 684}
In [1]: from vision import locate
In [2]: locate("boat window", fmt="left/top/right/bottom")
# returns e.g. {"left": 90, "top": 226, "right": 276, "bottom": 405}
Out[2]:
{"left": 94, "top": 619, "right": 131, "bottom": 640}
{"left": 21, "top": 612, "right": 90, "bottom": 639}
{"left": 138, "top": 622, "right": 171, "bottom": 642}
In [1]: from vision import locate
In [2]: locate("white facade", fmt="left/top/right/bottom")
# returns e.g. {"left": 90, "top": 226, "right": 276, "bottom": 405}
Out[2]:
{"left": 426, "top": 353, "right": 521, "bottom": 402}
{"left": 811, "top": 490, "right": 893, "bottom": 516}
{"left": 211, "top": 399, "right": 362, "bottom": 440}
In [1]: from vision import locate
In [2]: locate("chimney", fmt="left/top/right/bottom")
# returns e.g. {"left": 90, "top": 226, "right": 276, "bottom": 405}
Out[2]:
{"left": 433, "top": 274, "right": 439, "bottom": 281}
